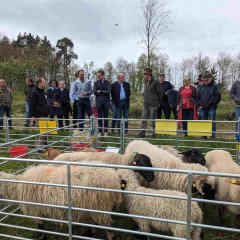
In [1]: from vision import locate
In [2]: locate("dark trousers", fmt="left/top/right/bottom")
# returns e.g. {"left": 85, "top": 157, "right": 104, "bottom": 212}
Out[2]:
{"left": 50, "top": 115, "right": 63, "bottom": 129}
{"left": 96, "top": 101, "right": 110, "bottom": 133}
{"left": 63, "top": 113, "right": 69, "bottom": 126}
{"left": 110, "top": 100, "right": 117, "bottom": 129}
{"left": 141, "top": 106, "right": 158, "bottom": 132}
{"left": 75, "top": 98, "right": 92, "bottom": 129}
{"left": 157, "top": 101, "right": 171, "bottom": 119}
{"left": 116, "top": 100, "right": 129, "bottom": 132}
{"left": 182, "top": 108, "right": 194, "bottom": 135}
{"left": 0, "top": 106, "right": 12, "bottom": 129}
{"left": 171, "top": 105, "right": 178, "bottom": 120}
{"left": 73, "top": 102, "right": 78, "bottom": 127}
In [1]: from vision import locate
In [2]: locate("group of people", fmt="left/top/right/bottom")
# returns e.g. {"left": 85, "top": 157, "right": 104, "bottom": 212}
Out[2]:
{"left": 138, "top": 69, "right": 221, "bottom": 138}
{"left": 0, "top": 68, "right": 223, "bottom": 139}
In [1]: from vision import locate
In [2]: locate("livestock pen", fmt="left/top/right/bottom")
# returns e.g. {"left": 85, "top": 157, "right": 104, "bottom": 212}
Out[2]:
{"left": 0, "top": 117, "right": 240, "bottom": 239}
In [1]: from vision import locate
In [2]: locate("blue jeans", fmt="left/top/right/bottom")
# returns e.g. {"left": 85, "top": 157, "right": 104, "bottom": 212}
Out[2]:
{"left": 110, "top": 101, "right": 117, "bottom": 129}
{"left": 26, "top": 102, "right": 31, "bottom": 124}
{"left": 235, "top": 106, "right": 240, "bottom": 140}
{"left": 0, "top": 105, "right": 12, "bottom": 129}
{"left": 199, "top": 107, "right": 216, "bottom": 137}
{"left": 96, "top": 101, "right": 110, "bottom": 133}
{"left": 75, "top": 98, "right": 92, "bottom": 129}
{"left": 116, "top": 100, "right": 129, "bottom": 132}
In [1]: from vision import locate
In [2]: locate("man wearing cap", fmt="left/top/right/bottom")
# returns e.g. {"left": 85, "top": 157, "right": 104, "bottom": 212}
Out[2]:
{"left": 194, "top": 74, "right": 203, "bottom": 90}
{"left": 230, "top": 79, "right": 240, "bottom": 140}
{"left": 137, "top": 68, "right": 163, "bottom": 138}
{"left": 157, "top": 73, "right": 173, "bottom": 119}
{"left": 197, "top": 71, "right": 221, "bottom": 138}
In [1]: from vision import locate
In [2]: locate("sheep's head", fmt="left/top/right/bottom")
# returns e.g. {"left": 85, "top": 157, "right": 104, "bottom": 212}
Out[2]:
{"left": 192, "top": 175, "right": 215, "bottom": 199}
{"left": 44, "top": 148, "right": 61, "bottom": 160}
{"left": 180, "top": 149, "right": 206, "bottom": 166}
{"left": 129, "top": 152, "right": 155, "bottom": 182}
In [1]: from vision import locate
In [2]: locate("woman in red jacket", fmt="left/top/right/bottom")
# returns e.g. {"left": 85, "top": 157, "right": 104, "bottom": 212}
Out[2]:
{"left": 177, "top": 77, "right": 198, "bottom": 136}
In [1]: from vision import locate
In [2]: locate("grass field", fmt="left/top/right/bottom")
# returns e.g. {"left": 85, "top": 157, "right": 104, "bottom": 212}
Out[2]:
{"left": 0, "top": 89, "right": 239, "bottom": 239}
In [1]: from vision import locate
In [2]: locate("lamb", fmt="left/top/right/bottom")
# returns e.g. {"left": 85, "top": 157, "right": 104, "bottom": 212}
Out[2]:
{"left": 44, "top": 147, "right": 61, "bottom": 160}
{"left": 125, "top": 140, "right": 215, "bottom": 198}
{"left": 0, "top": 163, "right": 124, "bottom": 240}
{"left": 205, "top": 149, "right": 240, "bottom": 227}
{"left": 118, "top": 169, "right": 203, "bottom": 240}
{"left": 160, "top": 145, "right": 206, "bottom": 166}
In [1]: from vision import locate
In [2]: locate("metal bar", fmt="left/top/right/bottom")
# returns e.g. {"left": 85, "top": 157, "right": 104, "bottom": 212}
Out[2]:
{"left": 0, "top": 233, "right": 32, "bottom": 240}
{"left": 67, "top": 164, "right": 73, "bottom": 240}
{"left": 186, "top": 173, "right": 192, "bottom": 240}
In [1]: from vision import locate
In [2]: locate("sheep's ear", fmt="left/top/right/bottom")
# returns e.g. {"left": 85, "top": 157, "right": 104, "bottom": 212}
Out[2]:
{"left": 180, "top": 150, "right": 191, "bottom": 156}
{"left": 131, "top": 152, "right": 138, "bottom": 160}
{"left": 226, "top": 178, "right": 240, "bottom": 185}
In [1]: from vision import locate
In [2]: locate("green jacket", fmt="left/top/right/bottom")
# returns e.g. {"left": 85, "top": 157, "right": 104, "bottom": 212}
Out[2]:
{"left": 0, "top": 87, "right": 12, "bottom": 108}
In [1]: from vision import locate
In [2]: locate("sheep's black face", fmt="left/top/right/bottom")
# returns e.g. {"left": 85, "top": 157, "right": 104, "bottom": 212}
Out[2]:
{"left": 130, "top": 153, "right": 155, "bottom": 182}
{"left": 181, "top": 149, "right": 206, "bottom": 166}
{"left": 192, "top": 183, "right": 215, "bottom": 199}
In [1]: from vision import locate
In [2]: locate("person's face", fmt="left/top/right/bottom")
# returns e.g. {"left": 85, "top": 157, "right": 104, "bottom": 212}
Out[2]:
{"left": 97, "top": 73, "right": 104, "bottom": 80}
{"left": 27, "top": 80, "right": 33, "bottom": 86}
{"left": 199, "top": 80, "right": 203, "bottom": 86}
{"left": 144, "top": 72, "right": 151, "bottom": 81}
{"left": 59, "top": 82, "right": 65, "bottom": 89}
{"left": 203, "top": 78, "right": 211, "bottom": 85}
{"left": 184, "top": 79, "right": 190, "bottom": 86}
{"left": 118, "top": 74, "right": 125, "bottom": 82}
{"left": 158, "top": 75, "right": 165, "bottom": 83}
{"left": 0, "top": 80, "right": 5, "bottom": 88}
{"left": 38, "top": 80, "right": 46, "bottom": 89}
{"left": 51, "top": 81, "right": 57, "bottom": 87}
{"left": 79, "top": 71, "right": 84, "bottom": 80}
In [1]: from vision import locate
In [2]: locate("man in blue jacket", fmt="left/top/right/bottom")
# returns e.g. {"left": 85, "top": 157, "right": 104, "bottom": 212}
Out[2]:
{"left": 111, "top": 72, "right": 131, "bottom": 133}
{"left": 197, "top": 71, "right": 221, "bottom": 138}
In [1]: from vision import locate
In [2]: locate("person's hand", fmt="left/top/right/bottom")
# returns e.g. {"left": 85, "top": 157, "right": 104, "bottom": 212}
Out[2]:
{"left": 197, "top": 106, "right": 202, "bottom": 111}
{"left": 97, "top": 90, "right": 101, "bottom": 93}
{"left": 31, "top": 117, "right": 35, "bottom": 122}
{"left": 176, "top": 106, "right": 179, "bottom": 112}
{"left": 83, "top": 92, "right": 88, "bottom": 96}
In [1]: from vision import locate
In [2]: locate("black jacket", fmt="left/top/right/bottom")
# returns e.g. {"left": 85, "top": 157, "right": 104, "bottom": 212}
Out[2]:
{"left": 197, "top": 81, "right": 221, "bottom": 110}
{"left": 93, "top": 80, "right": 111, "bottom": 101}
{"left": 25, "top": 85, "right": 35, "bottom": 102}
{"left": 144, "top": 78, "right": 163, "bottom": 107}
{"left": 30, "top": 87, "right": 49, "bottom": 118}
{"left": 111, "top": 81, "right": 131, "bottom": 107}
{"left": 167, "top": 89, "right": 178, "bottom": 107}
{"left": 160, "top": 81, "right": 173, "bottom": 101}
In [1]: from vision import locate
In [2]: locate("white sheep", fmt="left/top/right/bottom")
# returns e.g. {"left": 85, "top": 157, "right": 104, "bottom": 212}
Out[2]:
{"left": 125, "top": 140, "right": 215, "bottom": 198}
{"left": 118, "top": 169, "right": 203, "bottom": 240}
{"left": 0, "top": 163, "right": 123, "bottom": 240}
{"left": 205, "top": 149, "right": 240, "bottom": 227}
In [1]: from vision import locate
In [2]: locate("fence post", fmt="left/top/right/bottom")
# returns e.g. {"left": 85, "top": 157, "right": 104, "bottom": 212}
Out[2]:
{"left": 94, "top": 116, "right": 99, "bottom": 149}
{"left": 237, "top": 117, "right": 240, "bottom": 164}
{"left": 186, "top": 173, "right": 193, "bottom": 240}
{"left": 5, "top": 118, "right": 9, "bottom": 144}
{"left": 175, "top": 120, "right": 179, "bottom": 149}
{"left": 90, "top": 115, "right": 94, "bottom": 136}
{"left": 120, "top": 119, "right": 125, "bottom": 154}
{"left": 67, "top": 164, "right": 73, "bottom": 240}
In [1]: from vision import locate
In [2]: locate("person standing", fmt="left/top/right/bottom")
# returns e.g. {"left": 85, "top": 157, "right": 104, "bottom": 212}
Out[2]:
{"left": 59, "top": 81, "right": 72, "bottom": 127}
{"left": 137, "top": 68, "right": 163, "bottom": 138}
{"left": 30, "top": 78, "right": 49, "bottom": 147}
{"left": 70, "top": 69, "right": 92, "bottom": 130}
{"left": 111, "top": 72, "right": 131, "bottom": 134}
{"left": 70, "top": 72, "right": 79, "bottom": 127}
{"left": 24, "top": 78, "right": 35, "bottom": 127}
{"left": 157, "top": 73, "right": 172, "bottom": 119}
{"left": 197, "top": 71, "right": 221, "bottom": 138}
{"left": 93, "top": 69, "right": 111, "bottom": 137}
{"left": 108, "top": 77, "right": 117, "bottom": 133}
{"left": 47, "top": 80, "right": 63, "bottom": 128}
{"left": 230, "top": 79, "right": 240, "bottom": 140}
{"left": 167, "top": 85, "right": 178, "bottom": 119}
{"left": 177, "top": 77, "right": 198, "bottom": 136}
{"left": 0, "top": 79, "right": 12, "bottom": 129}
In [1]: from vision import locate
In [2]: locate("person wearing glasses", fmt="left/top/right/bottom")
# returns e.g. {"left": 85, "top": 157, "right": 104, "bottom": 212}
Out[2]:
{"left": 137, "top": 68, "right": 163, "bottom": 138}
{"left": 93, "top": 69, "right": 111, "bottom": 137}
{"left": 197, "top": 71, "right": 221, "bottom": 138}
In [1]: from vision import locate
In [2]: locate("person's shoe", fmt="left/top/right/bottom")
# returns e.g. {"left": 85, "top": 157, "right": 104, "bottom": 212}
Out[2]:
{"left": 104, "top": 132, "right": 108, "bottom": 137}
{"left": 98, "top": 132, "right": 102, "bottom": 138}
{"left": 210, "top": 136, "right": 216, "bottom": 140}
{"left": 137, "top": 132, "right": 145, "bottom": 138}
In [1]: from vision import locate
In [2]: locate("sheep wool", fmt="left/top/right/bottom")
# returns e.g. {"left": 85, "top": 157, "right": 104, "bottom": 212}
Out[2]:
{"left": 205, "top": 150, "right": 240, "bottom": 214}
{"left": 125, "top": 140, "right": 215, "bottom": 194}
{"left": 118, "top": 169, "right": 202, "bottom": 240}
{"left": 0, "top": 163, "right": 123, "bottom": 240}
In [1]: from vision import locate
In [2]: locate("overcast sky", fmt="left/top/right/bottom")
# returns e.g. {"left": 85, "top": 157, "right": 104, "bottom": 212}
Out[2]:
{"left": 1, "top": 0, "right": 240, "bottom": 68}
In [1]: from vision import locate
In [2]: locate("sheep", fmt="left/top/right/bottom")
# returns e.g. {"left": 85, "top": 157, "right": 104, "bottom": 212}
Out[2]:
{"left": 54, "top": 151, "right": 155, "bottom": 183}
{"left": 205, "top": 149, "right": 240, "bottom": 227}
{"left": 118, "top": 169, "right": 203, "bottom": 240}
{"left": 125, "top": 140, "right": 215, "bottom": 199}
{"left": 160, "top": 145, "right": 206, "bottom": 166}
{"left": 0, "top": 163, "right": 124, "bottom": 240}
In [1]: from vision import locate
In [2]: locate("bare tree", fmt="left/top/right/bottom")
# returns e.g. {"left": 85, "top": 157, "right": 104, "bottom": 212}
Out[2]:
{"left": 139, "top": 0, "right": 170, "bottom": 68}
{"left": 217, "top": 52, "right": 232, "bottom": 86}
